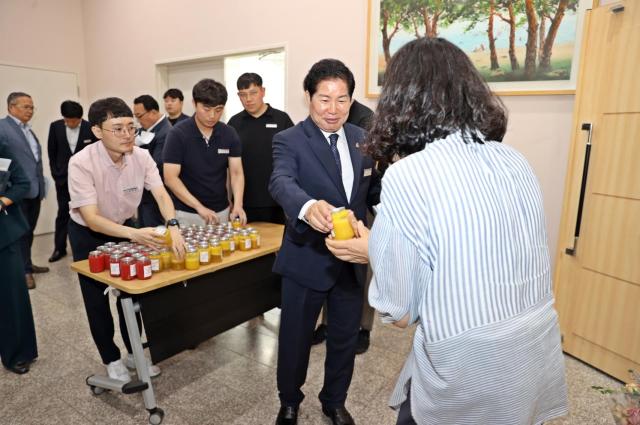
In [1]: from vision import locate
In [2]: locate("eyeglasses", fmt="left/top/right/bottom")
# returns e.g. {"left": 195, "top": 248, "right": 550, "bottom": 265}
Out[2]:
{"left": 101, "top": 125, "right": 137, "bottom": 138}
{"left": 134, "top": 111, "right": 148, "bottom": 120}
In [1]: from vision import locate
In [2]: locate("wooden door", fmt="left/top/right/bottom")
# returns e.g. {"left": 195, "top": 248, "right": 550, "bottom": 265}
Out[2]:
{"left": 554, "top": 0, "right": 640, "bottom": 382}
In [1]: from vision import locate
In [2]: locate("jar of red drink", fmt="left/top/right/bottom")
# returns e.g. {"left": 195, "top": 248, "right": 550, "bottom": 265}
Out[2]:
{"left": 109, "top": 253, "right": 122, "bottom": 277}
{"left": 88, "top": 250, "right": 105, "bottom": 273}
{"left": 136, "top": 256, "right": 152, "bottom": 280}
{"left": 120, "top": 257, "right": 136, "bottom": 280}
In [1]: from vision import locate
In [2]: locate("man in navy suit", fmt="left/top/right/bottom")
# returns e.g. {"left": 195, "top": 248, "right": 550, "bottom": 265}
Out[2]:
{"left": 269, "top": 59, "right": 381, "bottom": 425}
{"left": 0, "top": 92, "right": 49, "bottom": 289}
{"left": 47, "top": 100, "right": 97, "bottom": 262}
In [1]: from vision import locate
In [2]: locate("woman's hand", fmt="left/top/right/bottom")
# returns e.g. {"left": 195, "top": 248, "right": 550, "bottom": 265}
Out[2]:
{"left": 325, "top": 215, "right": 370, "bottom": 264}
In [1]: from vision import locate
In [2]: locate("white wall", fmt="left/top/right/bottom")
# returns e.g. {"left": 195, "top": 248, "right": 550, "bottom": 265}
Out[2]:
{"left": 0, "top": 0, "right": 574, "bottom": 269}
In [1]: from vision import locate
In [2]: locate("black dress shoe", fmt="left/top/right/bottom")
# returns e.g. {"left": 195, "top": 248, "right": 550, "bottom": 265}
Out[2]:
{"left": 4, "top": 361, "right": 30, "bottom": 374}
{"left": 48, "top": 250, "right": 67, "bottom": 262}
{"left": 275, "top": 405, "right": 298, "bottom": 425}
{"left": 311, "top": 324, "right": 327, "bottom": 345}
{"left": 322, "top": 406, "right": 355, "bottom": 425}
{"left": 31, "top": 264, "right": 50, "bottom": 273}
{"left": 355, "top": 329, "right": 370, "bottom": 355}
{"left": 25, "top": 273, "right": 36, "bottom": 290}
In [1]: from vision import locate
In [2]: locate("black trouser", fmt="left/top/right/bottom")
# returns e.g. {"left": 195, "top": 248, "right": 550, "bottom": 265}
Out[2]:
{"left": 245, "top": 206, "right": 286, "bottom": 225}
{"left": 19, "top": 197, "right": 41, "bottom": 273}
{"left": 138, "top": 201, "right": 164, "bottom": 228}
{"left": 68, "top": 220, "right": 142, "bottom": 365}
{"left": 53, "top": 180, "right": 71, "bottom": 252}
{"left": 397, "top": 387, "right": 417, "bottom": 425}
{"left": 277, "top": 264, "right": 363, "bottom": 408}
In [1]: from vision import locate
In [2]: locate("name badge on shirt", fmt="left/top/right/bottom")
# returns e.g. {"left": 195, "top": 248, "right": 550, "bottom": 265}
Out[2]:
{"left": 355, "top": 143, "right": 360, "bottom": 148}
{"left": 83, "top": 139, "right": 92, "bottom": 144}
{"left": 123, "top": 186, "right": 139, "bottom": 194}
{"left": 218, "top": 148, "right": 230, "bottom": 155}
{"left": 265, "top": 123, "right": 278, "bottom": 128}
{"left": 363, "top": 168, "right": 372, "bottom": 177}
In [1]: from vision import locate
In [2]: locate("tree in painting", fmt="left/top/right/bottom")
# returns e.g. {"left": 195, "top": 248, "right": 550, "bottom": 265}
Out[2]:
{"left": 377, "top": 0, "right": 579, "bottom": 84}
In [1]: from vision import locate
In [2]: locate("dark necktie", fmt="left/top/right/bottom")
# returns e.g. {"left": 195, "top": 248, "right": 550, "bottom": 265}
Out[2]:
{"left": 329, "top": 133, "right": 342, "bottom": 176}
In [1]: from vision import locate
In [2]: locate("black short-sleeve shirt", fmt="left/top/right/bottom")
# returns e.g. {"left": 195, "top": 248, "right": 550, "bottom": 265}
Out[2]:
{"left": 227, "top": 105, "right": 294, "bottom": 207}
{"left": 163, "top": 117, "right": 241, "bottom": 213}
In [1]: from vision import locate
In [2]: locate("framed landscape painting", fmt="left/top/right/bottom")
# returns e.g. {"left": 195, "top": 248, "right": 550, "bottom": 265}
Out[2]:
{"left": 366, "top": 0, "right": 590, "bottom": 97}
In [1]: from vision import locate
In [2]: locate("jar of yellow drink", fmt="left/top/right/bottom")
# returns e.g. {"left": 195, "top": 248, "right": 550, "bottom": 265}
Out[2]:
{"left": 249, "top": 229, "right": 261, "bottom": 249}
{"left": 198, "top": 241, "right": 210, "bottom": 265}
{"left": 232, "top": 217, "right": 242, "bottom": 230}
{"left": 209, "top": 238, "right": 223, "bottom": 263}
{"left": 232, "top": 230, "right": 242, "bottom": 248}
{"left": 160, "top": 247, "right": 172, "bottom": 270}
{"left": 239, "top": 230, "right": 252, "bottom": 251}
{"left": 154, "top": 225, "right": 172, "bottom": 245}
{"left": 184, "top": 245, "right": 199, "bottom": 270}
{"left": 219, "top": 235, "right": 232, "bottom": 257}
{"left": 148, "top": 250, "right": 162, "bottom": 272}
{"left": 170, "top": 251, "right": 185, "bottom": 271}
{"left": 331, "top": 207, "right": 355, "bottom": 240}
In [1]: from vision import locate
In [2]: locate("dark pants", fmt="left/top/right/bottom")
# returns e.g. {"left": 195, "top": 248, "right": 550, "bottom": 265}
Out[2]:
{"left": 68, "top": 220, "right": 142, "bottom": 365}
{"left": 0, "top": 242, "right": 38, "bottom": 368}
{"left": 18, "top": 197, "right": 41, "bottom": 273}
{"left": 138, "top": 201, "right": 164, "bottom": 228}
{"left": 397, "top": 387, "right": 417, "bottom": 425}
{"left": 53, "top": 180, "right": 70, "bottom": 252}
{"left": 277, "top": 264, "right": 363, "bottom": 408}
{"left": 245, "top": 206, "right": 285, "bottom": 225}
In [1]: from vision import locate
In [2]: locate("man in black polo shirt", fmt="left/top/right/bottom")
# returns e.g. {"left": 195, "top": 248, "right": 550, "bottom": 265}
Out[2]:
{"left": 163, "top": 79, "right": 246, "bottom": 226}
{"left": 227, "top": 73, "right": 294, "bottom": 224}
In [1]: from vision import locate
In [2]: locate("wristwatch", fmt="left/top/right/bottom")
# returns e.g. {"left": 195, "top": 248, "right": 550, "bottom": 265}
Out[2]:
{"left": 166, "top": 218, "right": 180, "bottom": 228}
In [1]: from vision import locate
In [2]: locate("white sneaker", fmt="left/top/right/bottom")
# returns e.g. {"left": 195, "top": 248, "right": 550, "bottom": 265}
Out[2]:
{"left": 106, "top": 359, "right": 131, "bottom": 383}
{"left": 124, "top": 353, "right": 161, "bottom": 378}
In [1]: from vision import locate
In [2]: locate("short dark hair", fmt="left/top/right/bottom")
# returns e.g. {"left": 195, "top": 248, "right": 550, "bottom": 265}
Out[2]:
{"left": 163, "top": 88, "right": 184, "bottom": 101}
{"left": 133, "top": 94, "right": 160, "bottom": 112}
{"left": 237, "top": 73, "right": 263, "bottom": 90}
{"left": 60, "top": 100, "right": 83, "bottom": 119}
{"left": 303, "top": 59, "right": 355, "bottom": 98}
{"left": 365, "top": 37, "right": 508, "bottom": 165}
{"left": 192, "top": 79, "right": 227, "bottom": 107}
{"left": 7, "top": 92, "right": 31, "bottom": 107}
{"left": 88, "top": 97, "right": 133, "bottom": 127}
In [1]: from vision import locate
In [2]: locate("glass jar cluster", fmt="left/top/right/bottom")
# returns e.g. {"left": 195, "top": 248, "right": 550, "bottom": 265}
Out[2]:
{"left": 87, "top": 220, "right": 261, "bottom": 279}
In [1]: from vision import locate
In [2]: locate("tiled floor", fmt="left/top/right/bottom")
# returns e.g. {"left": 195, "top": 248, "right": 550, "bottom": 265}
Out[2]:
{"left": 0, "top": 234, "right": 621, "bottom": 424}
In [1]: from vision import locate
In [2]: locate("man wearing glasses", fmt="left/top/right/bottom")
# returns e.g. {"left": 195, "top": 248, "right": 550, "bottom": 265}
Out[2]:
{"left": 67, "top": 97, "right": 186, "bottom": 382}
{"left": 0, "top": 92, "right": 49, "bottom": 290}
{"left": 227, "top": 73, "right": 293, "bottom": 224}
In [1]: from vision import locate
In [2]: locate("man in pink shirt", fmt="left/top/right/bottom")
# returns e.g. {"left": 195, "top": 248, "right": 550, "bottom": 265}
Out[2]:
{"left": 68, "top": 97, "right": 186, "bottom": 382}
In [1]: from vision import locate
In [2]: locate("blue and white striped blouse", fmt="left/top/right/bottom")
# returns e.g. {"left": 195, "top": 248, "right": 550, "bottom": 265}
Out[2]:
{"left": 368, "top": 132, "right": 568, "bottom": 425}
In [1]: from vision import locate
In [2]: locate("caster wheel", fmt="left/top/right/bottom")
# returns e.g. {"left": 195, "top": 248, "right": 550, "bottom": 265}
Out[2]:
{"left": 90, "top": 385, "right": 105, "bottom": 396}
{"left": 149, "top": 408, "right": 164, "bottom": 425}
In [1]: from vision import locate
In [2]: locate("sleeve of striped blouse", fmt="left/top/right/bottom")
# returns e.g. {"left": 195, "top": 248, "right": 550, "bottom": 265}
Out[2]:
{"left": 368, "top": 206, "right": 420, "bottom": 325}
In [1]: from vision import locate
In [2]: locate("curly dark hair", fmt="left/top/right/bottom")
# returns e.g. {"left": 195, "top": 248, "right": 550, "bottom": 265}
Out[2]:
{"left": 365, "top": 37, "right": 507, "bottom": 165}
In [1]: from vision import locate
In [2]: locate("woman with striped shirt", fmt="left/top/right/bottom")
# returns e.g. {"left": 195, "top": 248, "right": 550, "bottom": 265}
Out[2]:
{"left": 326, "top": 37, "right": 568, "bottom": 425}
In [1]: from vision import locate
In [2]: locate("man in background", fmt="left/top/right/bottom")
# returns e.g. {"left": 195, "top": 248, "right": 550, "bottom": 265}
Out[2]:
{"left": 163, "top": 78, "right": 246, "bottom": 226}
{"left": 0, "top": 92, "right": 49, "bottom": 289}
{"left": 133, "top": 94, "right": 172, "bottom": 227}
{"left": 227, "top": 73, "right": 294, "bottom": 224}
{"left": 163, "top": 88, "right": 189, "bottom": 126}
{"left": 47, "top": 100, "right": 97, "bottom": 263}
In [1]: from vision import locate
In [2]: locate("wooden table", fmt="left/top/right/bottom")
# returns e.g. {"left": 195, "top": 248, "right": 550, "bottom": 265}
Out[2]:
{"left": 71, "top": 222, "right": 284, "bottom": 424}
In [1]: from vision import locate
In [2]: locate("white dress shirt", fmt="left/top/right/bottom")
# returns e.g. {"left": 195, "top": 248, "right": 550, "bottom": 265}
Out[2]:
{"left": 66, "top": 125, "right": 80, "bottom": 153}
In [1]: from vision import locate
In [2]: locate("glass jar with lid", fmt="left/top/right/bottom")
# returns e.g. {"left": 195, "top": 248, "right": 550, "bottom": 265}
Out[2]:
{"left": 184, "top": 245, "right": 200, "bottom": 270}
{"left": 209, "top": 238, "right": 223, "bottom": 263}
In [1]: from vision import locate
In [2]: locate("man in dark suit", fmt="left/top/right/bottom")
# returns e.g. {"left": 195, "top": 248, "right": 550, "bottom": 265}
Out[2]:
{"left": 133, "top": 94, "right": 172, "bottom": 227}
{"left": 47, "top": 100, "right": 97, "bottom": 262}
{"left": 269, "top": 59, "right": 381, "bottom": 425}
{"left": 0, "top": 92, "right": 49, "bottom": 289}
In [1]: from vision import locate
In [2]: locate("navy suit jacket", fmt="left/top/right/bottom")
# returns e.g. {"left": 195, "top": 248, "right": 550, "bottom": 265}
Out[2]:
{"left": 47, "top": 119, "right": 97, "bottom": 183}
{"left": 0, "top": 116, "right": 44, "bottom": 200}
{"left": 139, "top": 117, "right": 171, "bottom": 205}
{"left": 269, "top": 117, "right": 381, "bottom": 291}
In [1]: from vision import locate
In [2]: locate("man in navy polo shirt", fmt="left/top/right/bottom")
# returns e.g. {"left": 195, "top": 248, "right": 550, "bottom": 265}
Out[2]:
{"left": 163, "top": 79, "right": 247, "bottom": 226}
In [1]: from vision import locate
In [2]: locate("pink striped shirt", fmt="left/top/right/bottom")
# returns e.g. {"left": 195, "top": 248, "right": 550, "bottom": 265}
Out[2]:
{"left": 68, "top": 141, "right": 163, "bottom": 226}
